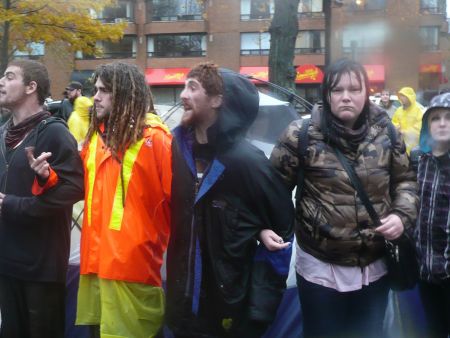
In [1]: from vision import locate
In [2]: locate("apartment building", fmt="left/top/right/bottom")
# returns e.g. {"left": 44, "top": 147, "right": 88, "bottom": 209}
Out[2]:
{"left": 329, "top": 0, "right": 449, "bottom": 96}
{"left": 38, "top": 0, "right": 325, "bottom": 104}
{"left": 29, "top": 0, "right": 448, "bottom": 104}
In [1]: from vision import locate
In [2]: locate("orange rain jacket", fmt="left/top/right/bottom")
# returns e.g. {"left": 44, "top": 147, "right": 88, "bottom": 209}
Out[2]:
{"left": 79, "top": 115, "right": 172, "bottom": 286}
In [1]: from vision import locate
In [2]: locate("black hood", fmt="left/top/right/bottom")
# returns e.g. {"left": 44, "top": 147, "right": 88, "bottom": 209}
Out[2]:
{"left": 207, "top": 68, "right": 259, "bottom": 152}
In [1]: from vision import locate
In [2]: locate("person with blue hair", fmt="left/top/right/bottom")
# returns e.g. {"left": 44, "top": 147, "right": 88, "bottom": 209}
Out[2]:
{"left": 414, "top": 92, "right": 450, "bottom": 338}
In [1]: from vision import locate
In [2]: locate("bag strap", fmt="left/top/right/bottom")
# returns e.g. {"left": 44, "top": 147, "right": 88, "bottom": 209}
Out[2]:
{"left": 295, "top": 118, "right": 310, "bottom": 201}
{"left": 30, "top": 116, "right": 67, "bottom": 148}
{"left": 333, "top": 148, "right": 381, "bottom": 227}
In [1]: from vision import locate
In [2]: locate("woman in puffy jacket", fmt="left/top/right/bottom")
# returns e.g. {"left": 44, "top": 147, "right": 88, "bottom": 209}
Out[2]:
{"left": 270, "top": 58, "right": 418, "bottom": 338}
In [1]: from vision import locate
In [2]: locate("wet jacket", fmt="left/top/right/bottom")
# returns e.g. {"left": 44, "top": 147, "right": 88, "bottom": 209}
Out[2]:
{"left": 392, "top": 87, "right": 424, "bottom": 154}
{"left": 0, "top": 116, "right": 84, "bottom": 283}
{"left": 415, "top": 94, "right": 450, "bottom": 283}
{"left": 79, "top": 114, "right": 172, "bottom": 286}
{"left": 271, "top": 104, "right": 418, "bottom": 267}
{"left": 166, "top": 69, "right": 294, "bottom": 335}
{"left": 68, "top": 96, "right": 92, "bottom": 144}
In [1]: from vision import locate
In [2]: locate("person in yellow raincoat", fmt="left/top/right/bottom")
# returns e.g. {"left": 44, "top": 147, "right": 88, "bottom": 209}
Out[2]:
{"left": 67, "top": 95, "right": 93, "bottom": 147}
{"left": 392, "top": 87, "right": 424, "bottom": 154}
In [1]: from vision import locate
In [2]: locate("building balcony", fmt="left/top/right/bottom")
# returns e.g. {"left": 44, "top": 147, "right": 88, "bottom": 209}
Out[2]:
{"left": 148, "top": 50, "right": 206, "bottom": 58}
{"left": 295, "top": 47, "right": 325, "bottom": 54}
{"left": 151, "top": 14, "right": 203, "bottom": 22}
{"left": 75, "top": 51, "right": 136, "bottom": 60}
{"left": 241, "top": 49, "right": 270, "bottom": 56}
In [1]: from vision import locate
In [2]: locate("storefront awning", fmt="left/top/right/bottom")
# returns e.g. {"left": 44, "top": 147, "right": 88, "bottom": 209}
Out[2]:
{"left": 296, "top": 64, "right": 324, "bottom": 83}
{"left": 240, "top": 65, "right": 324, "bottom": 84}
{"left": 420, "top": 64, "right": 441, "bottom": 73}
{"left": 240, "top": 67, "right": 269, "bottom": 82}
{"left": 364, "top": 65, "right": 385, "bottom": 83}
{"left": 145, "top": 68, "right": 190, "bottom": 85}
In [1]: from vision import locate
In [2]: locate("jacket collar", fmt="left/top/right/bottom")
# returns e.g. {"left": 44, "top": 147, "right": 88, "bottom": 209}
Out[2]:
{"left": 173, "top": 125, "right": 225, "bottom": 204}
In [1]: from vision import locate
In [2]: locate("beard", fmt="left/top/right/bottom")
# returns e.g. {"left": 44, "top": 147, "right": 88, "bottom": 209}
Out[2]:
{"left": 181, "top": 109, "right": 196, "bottom": 127}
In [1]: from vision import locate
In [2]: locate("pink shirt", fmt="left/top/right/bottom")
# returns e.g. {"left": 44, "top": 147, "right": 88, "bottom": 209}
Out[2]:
{"left": 296, "top": 244, "right": 388, "bottom": 292}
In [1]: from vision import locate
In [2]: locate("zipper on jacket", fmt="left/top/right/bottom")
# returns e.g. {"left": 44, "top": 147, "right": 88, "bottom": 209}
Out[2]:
{"left": 185, "top": 178, "right": 200, "bottom": 297}
{"left": 185, "top": 216, "right": 196, "bottom": 296}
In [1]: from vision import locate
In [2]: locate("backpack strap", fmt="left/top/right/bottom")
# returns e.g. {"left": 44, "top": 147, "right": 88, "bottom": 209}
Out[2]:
{"left": 295, "top": 118, "right": 310, "bottom": 201}
{"left": 30, "top": 116, "right": 67, "bottom": 148}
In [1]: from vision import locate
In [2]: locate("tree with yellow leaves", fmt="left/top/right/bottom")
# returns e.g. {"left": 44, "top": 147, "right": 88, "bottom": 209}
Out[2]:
{"left": 0, "top": 0, "right": 126, "bottom": 72}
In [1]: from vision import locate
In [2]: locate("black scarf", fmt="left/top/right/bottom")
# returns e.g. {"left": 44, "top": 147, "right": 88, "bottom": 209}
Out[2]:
{"left": 5, "top": 111, "right": 50, "bottom": 149}
{"left": 329, "top": 111, "right": 369, "bottom": 151}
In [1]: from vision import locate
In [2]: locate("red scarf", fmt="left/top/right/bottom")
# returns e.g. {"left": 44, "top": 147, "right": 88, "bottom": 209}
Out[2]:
{"left": 5, "top": 111, "right": 50, "bottom": 148}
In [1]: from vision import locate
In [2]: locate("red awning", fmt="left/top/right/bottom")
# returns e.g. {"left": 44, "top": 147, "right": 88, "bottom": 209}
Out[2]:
{"left": 240, "top": 67, "right": 269, "bottom": 82}
{"left": 240, "top": 66, "right": 324, "bottom": 84}
{"left": 145, "top": 68, "right": 190, "bottom": 85}
{"left": 364, "top": 65, "right": 385, "bottom": 83}
{"left": 420, "top": 64, "right": 441, "bottom": 73}
{"left": 296, "top": 64, "right": 324, "bottom": 83}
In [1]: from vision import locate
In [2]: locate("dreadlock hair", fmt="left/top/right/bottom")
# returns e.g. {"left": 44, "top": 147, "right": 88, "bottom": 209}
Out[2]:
{"left": 187, "top": 62, "right": 223, "bottom": 97}
{"left": 86, "top": 62, "right": 154, "bottom": 161}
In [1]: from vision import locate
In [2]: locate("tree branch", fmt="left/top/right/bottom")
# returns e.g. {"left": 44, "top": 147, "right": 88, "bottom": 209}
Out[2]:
{"left": 19, "top": 4, "right": 49, "bottom": 16}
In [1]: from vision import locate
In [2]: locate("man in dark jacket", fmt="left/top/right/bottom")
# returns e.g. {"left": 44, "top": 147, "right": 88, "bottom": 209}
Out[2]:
{"left": 0, "top": 60, "right": 84, "bottom": 338}
{"left": 166, "top": 63, "right": 294, "bottom": 338}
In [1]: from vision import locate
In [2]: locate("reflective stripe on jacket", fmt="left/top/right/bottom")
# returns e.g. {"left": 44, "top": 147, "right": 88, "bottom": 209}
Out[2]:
{"left": 80, "top": 115, "right": 172, "bottom": 286}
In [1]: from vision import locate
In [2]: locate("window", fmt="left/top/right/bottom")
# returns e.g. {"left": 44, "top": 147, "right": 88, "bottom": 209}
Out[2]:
{"left": 148, "top": 34, "right": 207, "bottom": 57}
{"left": 342, "top": 23, "right": 387, "bottom": 55}
{"left": 296, "top": 85, "right": 321, "bottom": 105}
{"left": 420, "top": 0, "right": 445, "bottom": 14}
{"left": 420, "top": 26, "right": 439, "bottom": 51}
{"left": 298, "top": 0, "right": 323, "bottom": 17}
{"left": 96, "top": 1, "right": 134, "bottom": 23}
{"left": 241, "top": 32, "right": 270, "bottom": 55}
{"left": 295, "top": 30, "right": 325, "bottom": 54}
{"left": 241, "top": 0, "right": 274, "bottom": 20}
{"left": 150, "top": 0, "right": 204, "bottom": 21}
{"left": 152, "top": 87, "right": 184, "bottom": 106}
{"left": 13, "top": 42, "right": 45, "bottom": 60}
{"left": 349, "top": 0, "right": 386, "bottom": 11}
{"left": 93, "top": 36, "right": 137, "bottom": 59}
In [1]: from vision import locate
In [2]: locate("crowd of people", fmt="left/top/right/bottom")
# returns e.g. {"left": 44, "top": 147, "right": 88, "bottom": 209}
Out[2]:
{"left": 0, "top": 58, "right": 448, "bottom": 338}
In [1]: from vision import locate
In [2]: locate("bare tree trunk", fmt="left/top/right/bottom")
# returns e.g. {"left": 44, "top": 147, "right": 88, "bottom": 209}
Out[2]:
{"left": 324, "top": 0, "right": 331, "bottom": 67}
{"left": 1, "top": 0, "right": 11, "bottom": 74}
{"left": 268, "top": 0, "right": 300, "bottom": 93}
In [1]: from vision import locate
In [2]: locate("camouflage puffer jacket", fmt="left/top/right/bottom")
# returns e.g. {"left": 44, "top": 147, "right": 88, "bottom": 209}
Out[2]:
{"left": 270, "top": 104, "right": 418, "bottom": 267}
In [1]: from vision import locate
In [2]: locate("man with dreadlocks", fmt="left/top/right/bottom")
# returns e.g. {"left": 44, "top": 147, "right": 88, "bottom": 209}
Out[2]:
{"left": 75, "top": 62, "right": 172, "bottom": 338}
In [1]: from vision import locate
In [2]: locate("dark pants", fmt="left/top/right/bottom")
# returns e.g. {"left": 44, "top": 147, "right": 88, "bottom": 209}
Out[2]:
{"left": 173, "top": 310, "right": 269, "bottom": 338}
{"left": 297, "top": 273, "right": 389, "bottom": 338}
{"left": 0, "top": 274, "right": 65, "bottom": 338}
{"left": 173, "top": 319, "right": 268, "bottom": 338}
{"left": 418, "top": 280, "right": 450, "bottom": 338}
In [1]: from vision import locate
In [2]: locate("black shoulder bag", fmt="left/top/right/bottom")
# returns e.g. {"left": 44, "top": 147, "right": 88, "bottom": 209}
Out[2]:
{"left": 333, "top": 147, "right": 418, "bottom": 291}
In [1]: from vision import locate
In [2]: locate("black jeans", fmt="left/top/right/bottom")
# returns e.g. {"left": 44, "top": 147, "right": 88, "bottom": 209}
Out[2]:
{"left": 297, "top": 273, "right": 389, "bottom": 338}
{"left": 418, "top": 280, "right": 450, "bottom": 338}
{"left": 0, "top": 274, "right": 65, "bottom": 338}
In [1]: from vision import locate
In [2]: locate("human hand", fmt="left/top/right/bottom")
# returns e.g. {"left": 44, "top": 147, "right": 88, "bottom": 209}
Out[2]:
{"left": 25, "top": 147, "right": 52, "bottom": 180}
{"left": 259, "top": 229, "right": 291, "bottom": 251}
{"left": 375, "top": 214, "right": 404, "bottom": 240}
